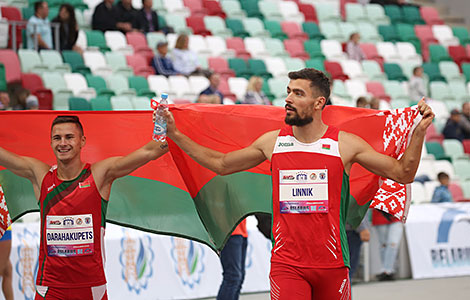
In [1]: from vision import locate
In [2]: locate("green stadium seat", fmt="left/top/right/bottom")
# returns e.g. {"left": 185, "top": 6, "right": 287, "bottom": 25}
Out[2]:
{"left": 240, "top": 0, "right": 264, "bottom": 19}
{"left": 402, "top": 5, "right": 425, "bottom": 24}
{"left": 426, "top": 142, "right": 452, "bottom": 161}
{"left": 85, "top": 74, "right": 114, "bottom": 97}
{"left": 429, "top": 44, "right": 453, "bottom": 63}
{"left": 302, "top": 22, "right": 325, "bottom": 41}
{"left": 85, "top": 30, "right": 110, "bottom": 51}
{"left": 0, "top": 64, "right": 6, "bottom": 92}
{"left": 378, "top": 25, "right": 400, "bottom": 42}
{"left": 128, "top": 76, "right": 156, "bottom": 97}
{"left": 248, "top": 59, "right": 272, "bottom": 79}
{"left": 303, "top": 40, "right": 326, "bottom": 60}
{"left": 384, "top": 5, "right": 404, "bottom": 23}
{"left": 229, "top": 57, "right": 253, "bottom": 79}
{"left": 264, "top": 20, "right": 288, "bottom": 40}
{"left": 395, "top": 23, "right": 421, "bottom": 53}
{"left": 422, "top": 62, "right": 447, "bottom": 82}
{"left": 331, "top": 79, "right": 352, "bottom": 100}
{"left": 461, "top": 63, "right": 470, "bottom": 82}
{"left": 225, "top": 18, "right": 249, "bottom": 38}
{"left": 383, "top": 63, "right": 408, "bottom": 81}
{"left": 305, "top": 58, "right": 325, "bottom": 72}
{"left": 68, "top": 97, "right": 91, "bottom": 110}
{"left": 90, "top": 96, "right": 112, "bottom": 111}
{"left": 452, "top": 26, "right": 470, "bottom": 45}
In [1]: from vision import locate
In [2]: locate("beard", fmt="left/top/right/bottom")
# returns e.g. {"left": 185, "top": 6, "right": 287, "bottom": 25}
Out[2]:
{"left": 284, "top": 105, "right": 313, "bottom": 127}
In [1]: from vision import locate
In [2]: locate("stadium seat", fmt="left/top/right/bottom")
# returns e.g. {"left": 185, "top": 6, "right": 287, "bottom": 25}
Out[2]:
{"left": 128, "top": 76, "right": 155, "bottom": 97}
{"left": 356, "top": 22, "right": 382, "bottom": 43}
{"left": 303, "top": 40, "right": 325, "bottom": 60}
{"left": 422, "top": 62, "right": 447, "bottom": 82}
{"left": 340, "top": 60, "right": 368, "bottom": 81}
{"left": 83, "top": 51, "right": 113, "bottom": 77}
{"left": 225, "top": 18, "right": 249, "bottom": 38}
{"left": 447, "top": 81, "right": 470, "bottom": 102}
{"left": 264, "top": 57, "right": 288, "bottom": 78}
{"left": 110, "top": 95, "right": 134, "bottom": 110}
{"left": 165, "top": 15, "right": 192, "bottom": 34}
{"left": 221, "top": 0, "right": 246, "bottom": 19}
{"left": 429, "top": 44, "right": 453, "bottom": 63}
{"left": 360, "top": 43, "right": 385, "bottom": 66}
{"left": 63, "top": 73, "right": 96, "bottom": 99}
{"left": 320, "top": 40, "right": 347, "bottom": 61}
{"left": 384, "top": 5, "right": 404, "bottom": 24}
{"left": 383, "top": 80, "right": 411, "bottom": 101}
{"left": 420, "top": 6, "right": 444, "bottom": 25}
{"left": 264, "top": 20, "right": 288, "bottom": 40}
{"left": 268, "top": 77, "right": 288, "bottom": 99}
{"left": 383, "top": 63, "right": 408, "bottom": 81}
{"left": 432, "top": 25, "right": 460, "bottom": 47}
{"left": 183, "top": 0, "right": 207, "bottom": 16}
{"left": 345, "top": 80, "right": 369, "bottom": 100}
{"left": 411, "top": 181, "right": 427, "bottom": 204}
{"left": 132, "top": 96, "right": 153, "bottom": 110}
{"left": 319, "top": 22, "right": 344, "bottom": 41}
{"left": 106, "top": 74, "right": 136, "bottom": 96}
{"left": 463, "top": 139, "right": 470, "bottom": 154}
{"left": 429, "top": 81, "right": 456, "bottom": 102}
{"left": 298, "top": 3, "right": 318, "bottom": 23}
{"left": 283, "top": 39, "right": 309, "bottom": 60}
{"left": 453, "top": 159, "right": 470, "bottom": 181}
{"left": 448, "top": 46, "right": 470, "bottom": 67}
{"left": 258, "top": 0, "right": 282, "bottom": 21}
{"left": 345, "top": 3, "right": 368, "bottom": 23}
{"left": 396, "top": 42, "right": 423, "bottom": 65}
{"left": 18, "top": 49, "right": 48, "bottom": 74}
{"left": 452, "top": 26, "right": 470, "bottom": 46}
{"left": 188, "top": 75, "right": 210, "bottom": 94}
{"left": 339, "top": 22, "right": 358, "bottom": 42}
{"left": 365, "top": 4, "right": 390, "bottom": 25}
{"left": 313, "top": 2, "right": 341, "bottom": 22}
{"left": 208, "top": 57, "right": 235, "bottom": 78}
{"left": 331, "top": 79, "right": 352, "bottom": 102}
{"left": 42, "top": 72, "right": 73, "bottom": 110}
{"left": 86, "top": 30, "right": 110, "bottom": 51}
{"left": 90, "top": 96, "right": 112, "bottom": 110}
{"left": 104, "top": 31, "right": 133, "bottom": 53}
{"left": 228, "top": 57, "right": 253, "bottom": 79}
{"left": 426, "top": 141, "right": 451, "bottom": 161}
{"left": 302, "top": 22, "right": 325, "bottom": 41}
{"left": 424, "top": 181, "right": 440, "bottom": 201}
{"left": 244, "top": 37, "right": 270, "bottom": 58}
{"left": 439, "top": 61, "right": 466, "bottom": 83}
{"left": 242, "top": 17, "right": 270, "bottom": 38}
{"left": 325, "top": 61, "right": 349, "bottom": 81}
{"left": 240, "top": 0, "right": 263, "bottom": 19}
{"left": 366, "top": 81, "right": 391, "bottom": 101}
{"left": 284, "top": 57, "right": 305, "bottom": 72}
{"left": 127, "top": 54, "right": 154, "bottom": 77}
{"left": 402, "top": 5, "right": 425, "bottom": 25}
{"left": 1, "top": 6, "right": 23, "bottom": 49}
{"left": 104, "top": 52, "right": 133, "bottom": 77}
{"left": 147, "top": 75, "right": 175, "bottom": 99}
{"left": 395, "top": 23, "right": 422, "bottom": 53}
{"left": 279, "top": 1, "right": 304, "bottom": 22}
{"left": 377, "top": 42, "right": 402, "bottom": 63}
{"left": 228, "top": 76, "right": 248, "bottom": 101}
{"left": 163, "top": 0, "right": 190, "bottom": 15}
{"left": 449, "top": 183, "right": 469, "bottom": 202}
{"left": 204, "top": 16, "right": 231, "bottom": 37}
{"left": 146, "top": 32, "right": 166, "bottom": 50}
{"left": 0, "top": 50, "right": 22, "bottom": 83}
{"left": 281, "top": 21, "right": 308, "bottom": 41}
{"left": 186, "top": 16, "right": 212, "bottom": 36}
{"left": 225, "top": 37, "right": 250, "bottom": 59}
{"left": 69, "top": 97, "right": 91, "bottom": 111}
{"left": 62, "top": 50, "right": 91, "bottom": 74}
{"left": 264, "top": 38, "right": 289, "bottom": 57}
{"left": 248, "top": 58, "right": 272, "bottom": 79}
{"left": 126, "top": 32, "right": 150, "bottom": 52}
{"left": 362, "top": 60, "right": 387, "bottom": 81}
{"left": 21, "top": 72, "right": 47, "bottom": 93}
{"left": 443, "top": 139, "right": 469, "bottom": 161}
{"left": 85, "top": 74, "right": 114, "bottom": 98}
{"left": 202, "top": 0, "right": 226, "bottom": 18}
{"left": 378, "top": 25, "right": 400, "bottom": 42}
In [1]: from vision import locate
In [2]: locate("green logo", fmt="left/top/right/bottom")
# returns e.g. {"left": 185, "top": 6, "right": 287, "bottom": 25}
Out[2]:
{"left": 278, "top": 142, "right": 294, "bottom": 147}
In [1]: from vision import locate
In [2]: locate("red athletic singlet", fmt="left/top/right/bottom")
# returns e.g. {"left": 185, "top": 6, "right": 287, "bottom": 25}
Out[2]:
{"left": 270, "top": 126, "right": 351, "bottom": 268}
{"left": 36, "top": 164, "right": 108, "bottom": 288}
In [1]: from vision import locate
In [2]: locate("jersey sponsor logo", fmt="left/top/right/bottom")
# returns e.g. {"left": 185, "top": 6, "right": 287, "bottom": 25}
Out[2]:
{"left": 76, "top": 218, "right": 83, "bottom": 225}
{"left": 63, "top": 218, "right": 74, "bottom": 226}
{"left": 295, "top": 171, "right": 308, "bottom": 181}
{"left": 282, "top": 175, "right": 295, "bottom": 180}
{"left": 170, "top": 237, "right": 205, "bottom": 289}
{"left": 49, "top": 220, "right": 61, "bottom": 225}
{"left": 119, "top": 228, "right": 155, "bottom": 294}
{"left": 15, "top": 227, "right": 40, "bottom": 300}
{"left": 338, "top": 278, "right": 347, "bottom": 294}
{"left": 79, "top": 181, "right": 91, "bottom": 188}
{"left": 278, "top": 142, "right": 294, "bottom": 147}
{"left": 310, "top": 172, "right": 317, "bottom": 180}
{"left": 319, "top": 172, "right": 326, "bottom": 180}
{"left": 85, "top": 217, "right": 91, "bottom": 225}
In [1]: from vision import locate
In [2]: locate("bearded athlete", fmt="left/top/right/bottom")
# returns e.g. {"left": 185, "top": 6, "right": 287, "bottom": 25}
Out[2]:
{"left": 0, "top": 115, "right": 168, "bottom": 300}
{"left": 161, "top": 68, "right": 434, "bottom": 300}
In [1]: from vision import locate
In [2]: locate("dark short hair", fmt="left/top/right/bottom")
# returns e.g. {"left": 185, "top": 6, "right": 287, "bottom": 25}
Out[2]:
{"left": 288, "top": 68, "right": 331, "bottom": 100}
{"left": 413, "top": 66, "right": 422, "bottom": 75}
{"left": 51, "top": 115, "right": 84, "bottom": 136}
{"left": 34, "top": 1, "right": 46, "bottom": 13}
{"left": 437, "top": 172, "right": 449, "bottom": 181}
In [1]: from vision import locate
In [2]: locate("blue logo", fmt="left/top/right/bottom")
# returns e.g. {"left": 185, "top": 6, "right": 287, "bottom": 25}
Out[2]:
{"left": 437, "top": 208, "right": 468, "bottom": 243}
{"left": 245, "top": 240, "right": 253, "bottom": 269}
{"left": 15, "top": 228, "right": 39, "bottom": 300}
{"left": 170, "top": 237, "right": 205, "bottom": 289}
{"left": 296, "top": 172, "right": 308, "bottom": 181}
{"left": 119, "top": 229, "right": 155, "bottom": 294}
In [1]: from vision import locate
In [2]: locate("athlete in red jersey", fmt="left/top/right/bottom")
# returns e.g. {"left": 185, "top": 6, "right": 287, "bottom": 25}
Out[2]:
{"left": 0, "top": 115, "right": 168, "bottom": 299}
{"left": 161, "top": 68, "right": 434, "bottom": 299}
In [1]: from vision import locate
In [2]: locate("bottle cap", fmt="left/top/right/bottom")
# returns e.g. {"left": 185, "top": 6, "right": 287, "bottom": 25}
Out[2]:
{"left": 161, "top": 93, "right": 168, "bottom": 99}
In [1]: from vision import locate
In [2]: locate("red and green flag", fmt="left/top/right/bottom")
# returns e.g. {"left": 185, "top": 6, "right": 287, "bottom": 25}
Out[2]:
{"left": 0, "top": 104, "right": 419, "bottom": 249}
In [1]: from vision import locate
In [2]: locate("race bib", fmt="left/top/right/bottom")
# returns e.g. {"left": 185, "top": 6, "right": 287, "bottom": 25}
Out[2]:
{"left": 279, "top": 169, "right": 329, "bottom": 214}
{"left": 46, "top": 214, "right": 94, "bottom": 257}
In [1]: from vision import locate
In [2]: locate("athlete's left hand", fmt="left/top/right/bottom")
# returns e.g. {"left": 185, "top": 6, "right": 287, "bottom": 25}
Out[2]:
{"left": 416, "top": 98, "right": 434, "bottom": 133}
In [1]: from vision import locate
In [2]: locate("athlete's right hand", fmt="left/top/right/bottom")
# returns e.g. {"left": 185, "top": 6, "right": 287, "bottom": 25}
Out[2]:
{"left": 162, "top": 109, "right": 177, "bottom": 138}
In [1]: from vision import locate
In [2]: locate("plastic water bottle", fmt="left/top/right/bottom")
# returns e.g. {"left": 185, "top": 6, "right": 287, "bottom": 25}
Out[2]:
{"left": 152, "top": 93, "right": 169, "bottom": 142}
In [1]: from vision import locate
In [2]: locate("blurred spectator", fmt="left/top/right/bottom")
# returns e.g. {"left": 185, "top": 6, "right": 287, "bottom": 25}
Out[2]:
{"left": 443, "top": 109, "right": 465, "bottom": 141}
{"left": 431, "top": 172, "right": 453, "bottom": 203}
{"left": 346, "top": 213, "right": 370, "bottom": 280}
{"left": 0, "top": 91, "right": 10, "bottom": 110}
{"left": 356, "top": 96, "right": 368, "bottom": 108}
{"left": 115, "top": 0, "right": 137, "bottom": 32}
{"left": 172, "top": 34, "right": 204, "bottom": 76}
{"left": 243, "top": 76, "right": 271, "bottom": 105}
{"left": 369, "top": 97, "right": 380, "bottom": 110}
{"left": 151, "top": 41, "right": 179, "bottom": 76}
{"left": 409, "top": 66, "right": 426, "bottom": 101}
{"left": 52, "top": 4, "right": 82, "bottom": 54}
{"left": 346, "top": 33, "right": 365, "bottom": 61}
{"left": 461, "top": 102, "right": 470, "bottom": 139}
{"left": 134, "top": 0, "right": 159, "bottom": 33}
{"left": 11, "top": 88, "right": 39, "bottom": 110}
{"left": 92, "top": 0, "right": 131, "bottom": 32}
{"left": 198, "top": 72, "right": 223, "bottom": 104}
{"left": 27, "top": 1, "right": 52, "bottom": 50}
{"left": 372, "top": 209, "right": 403, "bottom": 281}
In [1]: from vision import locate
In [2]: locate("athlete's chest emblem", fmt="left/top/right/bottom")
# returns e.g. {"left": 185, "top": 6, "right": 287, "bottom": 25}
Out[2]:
{"left": 79, "top": 181, "right": 91, "bottom": 189}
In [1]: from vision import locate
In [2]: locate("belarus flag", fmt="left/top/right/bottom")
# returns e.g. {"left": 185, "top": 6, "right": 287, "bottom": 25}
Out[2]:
{"left": 0, "top": 104, "right": 419, "bottom": 247}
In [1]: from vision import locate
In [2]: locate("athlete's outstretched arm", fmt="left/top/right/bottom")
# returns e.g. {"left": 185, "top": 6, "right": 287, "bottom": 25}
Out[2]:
{"left": 342, "top": 98, "right": 434, "bottom": 184}
{"left": 95, "top": 140, "right": 169, "bottom": 182}
{"left": 163, "top": 110, "right": 276, "bottom": 175}
{"left": 0, "top": 147, "right": 49, "bottom": 188}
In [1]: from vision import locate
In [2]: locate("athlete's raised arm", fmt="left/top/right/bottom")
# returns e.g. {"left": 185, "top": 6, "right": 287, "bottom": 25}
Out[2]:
{"left": 340, "top": 98, "right": 434, "bottom": 184}
{"left": 0, "top": 147, "right": 49, "bottom": 195}
{"left": 163, "top": 109, "right": 277, "bottom": 175}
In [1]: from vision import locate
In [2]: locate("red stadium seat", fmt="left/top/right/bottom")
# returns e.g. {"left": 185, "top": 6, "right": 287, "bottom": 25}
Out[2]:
{"left": 359, "top": 44, "right": 385, "bottom": 68}
{"left": 283, "top": 39, "right": 309, "bottom": 60}
{"left": 281, "top": 21, "right": 309, "bottom": 41}
{"left": 366, "top": 81, "right": 391, "bottom": 102}
{"left": 420, "top": 6, "right": 444, "bottom": 25}
{"left": 449, "top": 183, "right": 469, "bottom": 202}
{"left": 448, "top": 45, "right": 470, "bottom": 68}
{"left": 218, "top": 77, "right": 237, "bottom": 100}
{"left": 21, "top": 73, "right": 46, "bottom": 92}
{"left": 425, "top": 123, "right": 444, "bottom": 143}
{"left": 463, "top": 139, "right": 470, "bottom": 154}
{"left": 226, "top": 37, "right": 251, "bottom": 59}
{"left": 0, "top": 6, "right": 23, "bottom": 49}
{"left": 186, "top": 16, "right": 211, "bottom": 36}
{"left": 183, "top": 0, "right": 208, "bottom": 16}
{"left": 298, "top": 3, "right": 318, "bottom": 23}
{"left": 126, "top": 32, "right": 150, "bottom": 52}
{"left": 324, "top": 61, "right": 349, "bottom": 81}
{"left": 0, "top": 49, "right": 22, "bottom": 83}
{"left": 208, "top": 57, "right": 235, "bottom": 78}
{"left": 126, "top": 55, "right": 154, "bottom": 77}
{"left": 33, "top": 89, "right": 53, "bottom": 110}
{"left": 415, "top": 25, "right": 439, "bottom": 61}
{"left": 202, "top": 0, "right": 226, "bottom": 18}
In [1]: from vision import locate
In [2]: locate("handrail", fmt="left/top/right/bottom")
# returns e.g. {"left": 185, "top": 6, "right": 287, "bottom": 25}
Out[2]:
{"left": 5, "top": 19, "right": 60, "bottom": 52}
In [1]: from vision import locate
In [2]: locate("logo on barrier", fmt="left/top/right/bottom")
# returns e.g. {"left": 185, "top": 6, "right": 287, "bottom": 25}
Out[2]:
{"left": 170, "top": 237, "right": 205, "bottom": 289}
{"left": 245, "top": 240, "right": 253, "bottom": 269}
{"left": 15, "top": 228, "right": 39, "bottom": 300}
{"left": 119, "top": 229, "right": 154, "bottom": 294}
{"left": 431, "top": 207, "right": 470, "bottom": 267}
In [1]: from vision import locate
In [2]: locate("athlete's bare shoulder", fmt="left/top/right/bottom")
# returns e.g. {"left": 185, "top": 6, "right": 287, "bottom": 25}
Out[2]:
{"left": 253, "top": 129, "right": 280, "bottom": 161}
